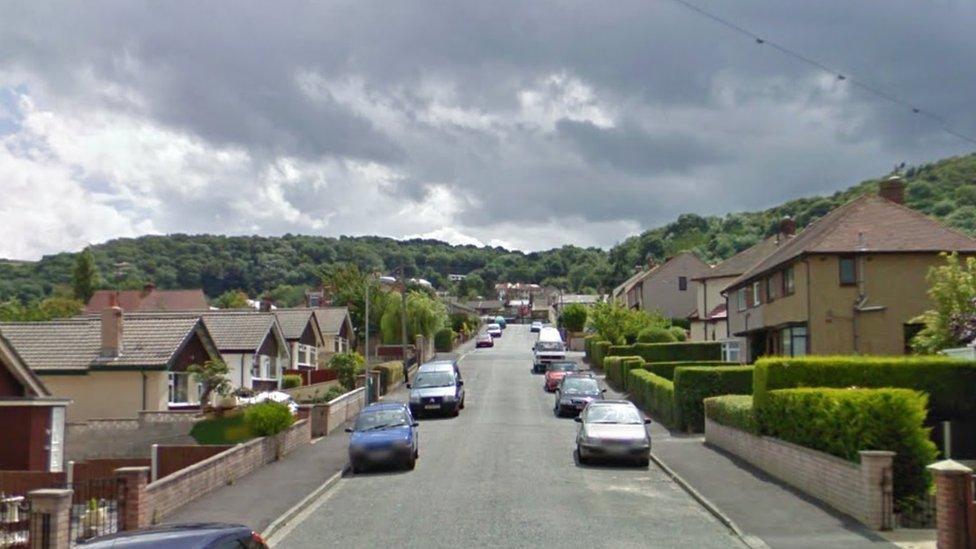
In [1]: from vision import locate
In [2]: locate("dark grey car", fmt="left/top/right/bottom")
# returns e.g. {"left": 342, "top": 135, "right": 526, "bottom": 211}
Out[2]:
{"left": 554, "top": 375, "right": 605, "bottom": 417}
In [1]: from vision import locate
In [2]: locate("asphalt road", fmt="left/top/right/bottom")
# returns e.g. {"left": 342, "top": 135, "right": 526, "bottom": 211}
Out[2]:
{"left": 274, "top": 324, "right": 745, "bottom": 548}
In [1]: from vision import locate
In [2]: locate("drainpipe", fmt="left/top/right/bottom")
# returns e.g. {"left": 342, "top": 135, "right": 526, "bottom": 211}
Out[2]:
{"left": 240, "top": 355, "right": 245, "bottom": 387}
{"left": 804, "top": 258, "right": 812, "bottom": 354}
{"left": 702, "top": 279, "right": 708, "bottom": 341}
{"left": 141, "top": 370, "right": 147, "bottom": 411}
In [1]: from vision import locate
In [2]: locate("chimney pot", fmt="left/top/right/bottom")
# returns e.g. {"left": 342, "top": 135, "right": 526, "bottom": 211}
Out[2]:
{"left": 100, "top": 306, "right": 123, "bottom": 357}
{"left": 879, "top": 175, "right": 906, "bottom": 205}
{"left": 780, "top": 216, "right": 796, "bottom": 237}
{"left": 259, "top": 295, "right": 274, "bottom": 312}
{"left": 142, "top": 282, "right": 156, "bottom": 296}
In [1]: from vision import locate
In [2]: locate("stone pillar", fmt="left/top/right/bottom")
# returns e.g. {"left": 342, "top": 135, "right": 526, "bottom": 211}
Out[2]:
{"left": 28, "top": 488, "right": 73, "bottom": 549}
{"left": 859, "top": 450, "right": 895, "bottom": 530}
{"left": 115, "top": 466, "right": 150, "bottom": 531}
{"left": 928, "top": 460, "right": 975, "bottom": 549}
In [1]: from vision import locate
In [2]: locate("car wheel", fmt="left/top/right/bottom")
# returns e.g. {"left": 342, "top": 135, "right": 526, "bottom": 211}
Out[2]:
{"left": 460, "top": 396, "right": 465, "bottom": 410}
{"left": 638, "top": 457, "right": 650, "bottom": 468}
{"left": 405, "top": 454, "right": 416, "bottom": 470}
{"left": 452, "top": 405, "right": 460, "bottom": 417}
{"left": 576, "top": 445, "right": 588, "bottom": 465}
{"left": 351, "top": 460, "right": 363, "bottom": 474}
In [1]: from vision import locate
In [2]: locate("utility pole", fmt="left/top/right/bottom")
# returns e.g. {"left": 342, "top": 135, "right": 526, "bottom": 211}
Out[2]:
{"left": 398, "top": 265, "right": 409, "bottom": 372}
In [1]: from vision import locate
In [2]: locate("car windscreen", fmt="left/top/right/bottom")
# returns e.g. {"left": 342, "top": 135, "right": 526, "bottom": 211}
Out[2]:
{"left": 355, "top": 409, "right": 409, "bottom": 431}
{"left": 547, "top": 362, "right": 578, "bottom": 372}
{"left": 584, "top": 405, "right": 643, "bottom": 424}
{"left": 536, "top": 341, "right": 564, "bottom": 352}
{"left": 487, "top": 324, "right": 500, "bottom": 330}
{"left": 413, "top": 371, "right": 456, "bottom": 388}
{"left": 561, "top": 377, "right": 599, "bottom": 395}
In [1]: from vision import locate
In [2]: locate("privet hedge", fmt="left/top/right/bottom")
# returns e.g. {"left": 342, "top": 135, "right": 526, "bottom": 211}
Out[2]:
{"left": 628, "top": 369, "right": 676, "bottom": 428}
{"left": 591, "top": 340, "right": 611, "bottom": 369}
{"left": 608, "top": 342, "right": 722, "bottom": 363}
{"left": 753, "top": 356, "right": 976, "bottom": 422}
{"left": 759, "top": 388, "right": 938, "bottom": 509}
{"left": 644, "top": 361, "right": 733, "bottom": 381}
{"left": 704, "top": 395, "right": 757, "bottom": 434}
{"left": 603, "top": 356, "right": 624, "bottom": 385}
{"left": 371, "top": 361, "right": 404, "bottom": 392}
{"left": 673, "top": 366, "right": 754, "bottom": 432}
{"left": 434, "top": 328, "right": 455, "bottom": 352}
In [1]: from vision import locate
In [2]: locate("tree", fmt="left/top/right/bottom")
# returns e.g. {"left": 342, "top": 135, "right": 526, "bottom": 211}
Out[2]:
{"left": 912, "top": 253, "right": 976, "bottom": 354}
{"left": 72, "top": 247, "right": 100, "bottom": 302}
{"left": 588, "top": 301, "right": 670, "bottom": 345}
{"left": 187, "top": 359, "right": 231, "bottom": 408}
{"left": 379, "top": 290, "right": 448, "bottom": 344}
{"left": 559, "top": 303, "right": 588, "bottom": 332}
{"left": 214, "top": 289, "right": 251, "bottom": 309}
{"left": 329, "top": 351, "right": 365, "bottom": 390}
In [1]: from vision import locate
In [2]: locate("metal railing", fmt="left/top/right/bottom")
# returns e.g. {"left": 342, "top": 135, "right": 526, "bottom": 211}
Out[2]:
{"left": 69, "top": 478, "right": 120, "bottom": 544}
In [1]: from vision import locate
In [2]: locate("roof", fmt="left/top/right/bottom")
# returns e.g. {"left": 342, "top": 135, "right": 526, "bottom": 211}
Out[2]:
{"left": 557, "top": 294, "right": 602, "bottom": 305}
{"left": 84, "top": 289, "right": 208, "bottom": 314}
{"left": 695, "top": 236, "right": 787, "bottom": 281}
{"left": 202, "top": 312, "right": 283, "bottom": 352}
{"left": 623, "top": 252, "right": 709, "bottom": 291}
{"left": 273, "top": 309, "right": 319, "bottom": 341}
{"left": 313, "top": 307, "right": 351, "bottom": 336}
{"left": 730, "top": 194, "right": 976, "bottom": 289}
{"left": 0, "top": 314, "right": 213, "bottom": 372}
{"left": 612, "top": 269, "right": 648, "bottom": 298}
{"left": 0, "top": 333, "right": 52, "bottom": 396}
{"left": 464, "top": 300, "right": 503, "bottom": 310}
{"left": 705, "top": 303, "right": 728, "bottom": 320}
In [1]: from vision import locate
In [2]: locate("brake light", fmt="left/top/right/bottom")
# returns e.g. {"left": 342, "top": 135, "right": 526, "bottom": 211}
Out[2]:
{"left": 251, "top": 531, "right": 267, "bottom": 546}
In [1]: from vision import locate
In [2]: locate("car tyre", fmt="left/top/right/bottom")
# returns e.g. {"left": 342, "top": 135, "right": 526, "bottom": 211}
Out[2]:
{"left": 459, "top": 396, "right": 465, "bottom": 410}
{"left": 351, "top": 460, "right": 363, "bottom": 474}
{"left": 576, "top": 445, "right": 588, "bottom": 465}
{"left": 405, "top": 454, "right": 416, "bottom": 470}
{"left": 452, "top": 404, "right": 460, "bottom": 417}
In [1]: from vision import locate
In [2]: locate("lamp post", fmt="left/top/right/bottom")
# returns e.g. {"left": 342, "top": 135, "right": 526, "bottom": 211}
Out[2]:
{"left": 396, "top": 265, "right": 409, "bottom": 369}
{"left": 363, "top": 273, "right": 398, "bottom": 405}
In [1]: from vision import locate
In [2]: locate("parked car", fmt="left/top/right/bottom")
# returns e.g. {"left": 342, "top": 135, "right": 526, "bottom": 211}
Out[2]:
{"left": 78, "top": 523, "right": 267, "bottom": 548}
{"left": 575, "top": 400, "right": 651, "bottom": 467}
{"left": 475, "top": 333, "right": 494, "bottom": 348}
{"left": 418, "top": 358, "right": 462, "bottom": 381}
{"left": 494, "top": 316, "right": 507, "bottom": 329}
{"left": 530, "top": 321, "right": 543, "bottom": 333}
{"left": 543, "top": 361, "right": 580, "bottom": 390}
{"left": 346, "top": 402, "right": 419, "bottom": 473}
{"left": 554, "top": 375, "right": 606, "bottom": 417}
{"left": 408, "top": 365, "right": 465, "bottom": 417}
{"left": 533, "top": 327, "right": 566, "bottom": 373}
{"left": 486, "top": 323, "right": 502, "bottom": 338}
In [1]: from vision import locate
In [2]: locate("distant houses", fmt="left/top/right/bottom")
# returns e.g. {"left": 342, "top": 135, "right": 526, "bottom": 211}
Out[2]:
{"left": 83, "top": 283, "right": 208, "bottom": 314}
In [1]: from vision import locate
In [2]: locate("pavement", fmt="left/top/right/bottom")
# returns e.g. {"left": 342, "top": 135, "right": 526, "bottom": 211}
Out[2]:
{"left": 273, "top": 324, "right": 745, "bottom": 548}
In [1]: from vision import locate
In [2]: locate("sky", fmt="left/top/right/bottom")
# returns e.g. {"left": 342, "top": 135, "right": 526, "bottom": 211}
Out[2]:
{"left": 1, "top": 0, "right": 974, "bottom": 260}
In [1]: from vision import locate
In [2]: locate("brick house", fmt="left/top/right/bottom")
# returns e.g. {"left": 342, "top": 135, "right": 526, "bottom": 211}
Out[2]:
{"left": 84, "top": 283, "right": 208, "bottom": 314}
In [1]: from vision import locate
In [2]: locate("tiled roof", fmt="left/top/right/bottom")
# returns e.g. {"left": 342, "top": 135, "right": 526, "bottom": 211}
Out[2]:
{"left": 696, "top": 236, "right": 787, "bottom": 280}
{"left": 464, "top": 300, "right": 504, "bottom": 310}
{"left": 84, "top": 289, "right": 208, "bottom": 314}
{"left": 273, "top": 309, "right": 317, "bottom": 341}
{"left": 0, "top": 315, "right": 206, "bottom": 371}
{"left": 730, "top": 194, "right": 976, "bottom": 288}
{"left": 202, "top": 312, "right": 279, "bottom": 351}
{"left": 313, "top": 307, "right": 351, "bottom": 335}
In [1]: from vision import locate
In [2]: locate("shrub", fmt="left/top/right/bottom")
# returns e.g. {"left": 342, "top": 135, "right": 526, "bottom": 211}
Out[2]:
{"left": 591, "top": 340, "right": 611, "bottom": 368}
{"left": 628, "top": 369, "right": 675, "bottom": 427}
{"left": 434, "top": 328, "right": 455, "bottom": 352}
{"left": 608, "top": 342, "right": 722, "bottom": 363}
{"left": 281, "top": 374, "right": 302, "bottom": 389}
{"left": 704, "top": 395, "right": 757, "bottom": 434}
{"left": 643, "top": 361, "right": 731, "bottom": 380}
{"left": 673, "top": 366, "right": 754, "bottom": 432}
{"left": 758, "top": 388, "right": 938, "bottom": 509}
{"left": 753, "top": 356, "right": 976, "bottom": 422}
{"left": 322, "top": 384, "right": 348, "bottom": 402}
{"left": 244, "top": 401, "right": 295, "bottom": 436}
{"left": 668, "top": 326, "right": 688, "bottom": 342}
{"left": 329, "top": 352, "right": 365, "bottom": 390}
{"left": 637, "top": 327, "right": 676, "bottom": 344}
{"left": 560, "top": 303, "right": 588, "bottom": 332}
{"left": 371, "top": 361, "right": 404, "bottom": 391}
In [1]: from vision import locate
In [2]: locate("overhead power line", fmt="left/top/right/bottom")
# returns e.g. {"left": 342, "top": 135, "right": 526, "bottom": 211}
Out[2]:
{"left": 662, "top": 0, "right": 976, "bottom": 147}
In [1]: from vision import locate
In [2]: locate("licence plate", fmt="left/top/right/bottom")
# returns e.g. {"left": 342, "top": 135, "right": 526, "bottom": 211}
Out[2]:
{"left": 424, "top": 404, "right": 440, "bottom": 410}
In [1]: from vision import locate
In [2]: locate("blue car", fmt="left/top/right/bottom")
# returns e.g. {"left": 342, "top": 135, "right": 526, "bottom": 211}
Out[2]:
{"left": 346, "top": 402, "right": 419, "bottom": 473}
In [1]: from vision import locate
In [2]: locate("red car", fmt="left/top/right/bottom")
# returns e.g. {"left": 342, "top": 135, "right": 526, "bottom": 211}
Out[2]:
{"left": 544, "top": 361, "right": 581, "bottom": 392}
{"left": 475, "top": 333, "right": 494, "bottom": 348}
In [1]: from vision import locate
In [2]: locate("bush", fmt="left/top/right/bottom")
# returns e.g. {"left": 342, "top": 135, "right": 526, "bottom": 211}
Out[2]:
{"left": 637, "top": 327, "right": 676, "bottom": 344}
{"left": 371, "top": 361, "right": 404, "bottom": 391}
{"left": 329, "top": 352, "right": 365, "bottom": 390}
{"left": 704, "top": 395, "right": 757, "bottom": 434}
{"left": 608, "top": 342, "right": 722, "bottom": 363}
{"left": 643, "top": 361, "right": 731, "bottom": 380}
{"left": 434, "top": 328, "right": 455, "bottom": 352}
{"left": 758, "top": 388, "right": 938, "bottom": 509}
{"left": 604, "top": 356, "right": 624, "bottom": 385}
{"left": 281, "top": 374, "right": 302, "bottom": 389}
{"left": 628, "top": 370, "right": 676, "bottom": 428}
{"left": 244, "top": 401, "right": 295, "bottom": 436}
{"left": 673, "top": 366, "right": 754, "bottom": 432}
{"left": 668, "top": 326, "right": 688, "bottom": 342}
{"left": 591, "top": 340, "right": 611, "bottom": 368}
{"left": 322, "top": 384, "right": 348, "bottom": 402}
{"left": 559, "top": 303, "right": 588, "bottom": 332}
{"left": 753, "top": 356, "right": 976, "bottom": 422}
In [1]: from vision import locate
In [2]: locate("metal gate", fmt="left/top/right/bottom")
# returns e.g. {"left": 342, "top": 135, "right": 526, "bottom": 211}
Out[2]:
{"left": 68, "top": 477, "right": 120, "bottom": 544}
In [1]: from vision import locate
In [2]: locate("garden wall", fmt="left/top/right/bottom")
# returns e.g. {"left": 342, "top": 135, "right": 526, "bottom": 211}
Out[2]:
{"left": 66, "top": 411, "right": 199, "bottom": 461}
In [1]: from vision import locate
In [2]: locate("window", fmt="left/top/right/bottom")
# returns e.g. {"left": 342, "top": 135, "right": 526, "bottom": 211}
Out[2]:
{"left": 168, "top": 372, "right": 190, "bottom": 404}
{"left": 839, "top": 256, "right": 856, "bottom": 285}
{"left": 779, "top": 326, "right": 808, "bottom": 357}
{"left": 766, "top": 275, "right": 777, "bottom": 301}
{"left": 263, "top": 355, "right": 274, "bottom": 379}
{"left": 721, "top": 341, "right": 740, "bottom": 363}
{"left": 678, "top": 276, "right": 688, "bottom": 291}
{"left": 783, "top": 266, "right": 795, "bottom": 295}
{"left": 752, "top": 281, "right": 762, "bottom": 306}
{"left": 297, "top": 344, "right": 317, "bottom": 367}
{"left": 251, "top": 356, "right": 261, "bottom": 379}
{"left": 736, "top": 288, "right": 747, "bottom": 311}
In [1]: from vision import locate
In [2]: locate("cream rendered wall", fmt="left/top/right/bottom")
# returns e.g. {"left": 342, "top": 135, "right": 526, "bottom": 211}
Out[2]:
{"left": 43, "top": 370, "right": 170, "bottom": 422}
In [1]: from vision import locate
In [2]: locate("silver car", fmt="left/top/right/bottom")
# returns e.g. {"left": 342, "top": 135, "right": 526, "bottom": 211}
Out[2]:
{"left": 408, "top": 362, "right": 465, "bottom": 417}
{"left": 575, "top": 400, "right": 651, "bottom": 467}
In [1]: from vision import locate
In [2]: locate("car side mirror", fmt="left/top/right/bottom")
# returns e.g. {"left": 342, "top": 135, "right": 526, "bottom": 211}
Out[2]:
{"left": 406, "top": 383, "right": 411, "bottom": 388}
{"left": 644, "top": 418, "right": 652, "bottom": 424}
{"left": 457, "top": 380, "right": 464, "bottom": 386}
{"left": 601, "top": 389, "right": 607, "bottom": 393}
{"left": 344, "top": 427, "right": 354, "bottom": 433}
{"left": 574, "top": 417, "right": 582, "bottom": 423}
{"left": 412, "top": 422, "right": 420, "bottom": 427}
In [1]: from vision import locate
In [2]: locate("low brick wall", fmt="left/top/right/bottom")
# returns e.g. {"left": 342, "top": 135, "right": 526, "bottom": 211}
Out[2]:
{"left": 705, "top": 418, "right": 895, "bottom": 529}
{"left": 66, "top": 411, "right": 199, "bottom": 461}
{"left": 143, "top": 419, "right": 310, "bottom": 522}
{"left": 284, "top": 379, "right": 341, "bottom": 402}
{"left": 152, "top": 445, "right": 232, "bottom": 481}
{"left": 323, "top": 388, "right": 365, "bottom": 435}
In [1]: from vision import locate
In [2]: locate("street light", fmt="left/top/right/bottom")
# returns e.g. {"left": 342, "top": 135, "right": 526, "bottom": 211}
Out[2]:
{"left": 364, "top": 274, "right": 398, "bottom": 405}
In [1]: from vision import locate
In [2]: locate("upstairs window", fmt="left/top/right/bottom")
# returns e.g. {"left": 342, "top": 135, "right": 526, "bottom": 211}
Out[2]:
{"left": 839, "top": 256, "right": 856, "bottom": 286}
{"left": 783, "top": 266, "right": 795, "bottom": 295}
{"left": 752, "top": 281, "right": 762, "bottom": 306}
{"left": 736, "top": 288, "right": 747, "bottom": 311}
{"left": 766, "top": 275, "right": 778, "bottom": 301}
{"left": 678, "top": 276, "right": 688, "bottom": 291}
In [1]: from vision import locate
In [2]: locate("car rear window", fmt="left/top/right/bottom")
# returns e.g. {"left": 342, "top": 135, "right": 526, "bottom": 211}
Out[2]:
{"left": 548, "top": 362, "right": 578, "bottom": 372}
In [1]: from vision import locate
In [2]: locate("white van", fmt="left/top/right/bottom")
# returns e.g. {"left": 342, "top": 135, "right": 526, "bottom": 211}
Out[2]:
{"left": 533, "top": 327, "right": 566, "bottom": 373}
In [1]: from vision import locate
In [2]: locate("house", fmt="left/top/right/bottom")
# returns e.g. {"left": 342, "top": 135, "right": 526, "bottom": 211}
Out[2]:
{"left": 622, "top": 252, "right": 711, "bottom": 319}
{"left": 464, "top": 300, "right": 504, "bottom": 317}
{"left": 611, "top": 269, "right": 649, "bottom": 308}
{"left": 725, "top": 177, "right": 976, "bottom": 362}
{"left": 443, "top": 300, "right": 478, "bottom": 318}
{"left": 0, "top": 332, "right": 70, "bottom": 471}
{"left": 84, "top": 283, "right": 208, "bottom": 314}
{"left": 312, "top": 307, "right": 355, "bottom": 355}
{"left": 0, "top": 308, "right": 219, "bottom": 422}
{"left": 273, "top": 309, "right": 326, "bottom": 370}
{"left": 201, "top": 311, "right": 290, "bottom": 392}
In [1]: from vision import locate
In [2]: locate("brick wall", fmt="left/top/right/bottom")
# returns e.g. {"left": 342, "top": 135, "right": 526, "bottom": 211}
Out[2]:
{"left": 323, "top": 388, "right": 365, "bottom": 435}
{"left": 705, "top": 418, "right": 894, "bottom": 530}
{"left": 66, "top": 411, "right": 198, "bottom": 461}
{"left": 153, "top": 445, "right": 232, "bottom": 481}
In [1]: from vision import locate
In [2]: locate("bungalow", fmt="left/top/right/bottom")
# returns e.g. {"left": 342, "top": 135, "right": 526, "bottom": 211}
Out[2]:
{"left": 84, "top": 283, "right": 208, "bottom": 314}
{"left": 312, "top": 307, "right": 355, "bottom": 355}
{"left": 273, "top": 309, "right": 326, "bottom": 370}
{"left": 0, "top": 308, "right": 219, "bottom": 422}
{"left": 725, "top": 177, "right": 976, "bottom": 361}
{"left": 201, "top": 311, "right": 290, "bottom": 393}
{"left": 0, "top": 332, "right": 70, "bottom": 472}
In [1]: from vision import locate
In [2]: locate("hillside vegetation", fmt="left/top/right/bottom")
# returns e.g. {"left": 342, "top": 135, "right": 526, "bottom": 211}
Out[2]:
{"left": 1, "top": 153, "right": 974, "bottom": 304}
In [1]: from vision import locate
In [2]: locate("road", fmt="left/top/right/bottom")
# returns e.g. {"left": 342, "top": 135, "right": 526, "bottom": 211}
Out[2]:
{"left": 274, "top": 324, "right": 745, "bottom": 548}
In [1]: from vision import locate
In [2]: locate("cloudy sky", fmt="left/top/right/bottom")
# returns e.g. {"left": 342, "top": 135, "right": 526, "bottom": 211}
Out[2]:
{"left": 1, "top": 0, "right": 974, "bottom": 260}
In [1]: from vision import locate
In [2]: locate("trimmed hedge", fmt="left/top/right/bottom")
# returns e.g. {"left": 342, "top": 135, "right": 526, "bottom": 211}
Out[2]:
{"left": 434, "top": 328, "right": 455, "bottom": 352}
{"left": 628, "top": 369, "right": 676, "bottom": 428}
{"left": 759, "top": 388, "right": 938, "bottom": 509}
{"left": 608, "top": 342, "right": 721, "bottom": 363}
{"left": 371, "top": 361, "right": 405, "bottom": 392}
{"left": 281, "top": 374, "right": 302, "bottom": 389}
{"left": 637, "top": 327, "right": 676, "bottom": 343}
{"left": 704, "top": 395, "right": 757, "bottom": 434}
{"left": 620, "top": 357, "right": 646, "bottom": 391}
{"left": 592, "top": 340, "right": 611, "bottom": 369}
{"left": 753, "top": 356, "right": 976, "bottom": 422}
{"left": 644, "top": 361, "right": 732, "bottom": 381}
{"left": 674, "top": 366, "right": 754, "bottom": 432}
{"left": 604, "top": 356, "right": 624, "bottom": 385}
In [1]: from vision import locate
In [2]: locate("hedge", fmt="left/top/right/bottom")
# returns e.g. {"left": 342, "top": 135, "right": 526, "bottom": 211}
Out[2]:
{"left": 628, "top": 369, "right": 676, "bottom": 428}
{"left": 281, "top": 374, "right": 302, "bottom": 389}
{"left": 636, "top": 327, "right": 676, "bottom": 343}
{"left": 591, "top": 340, "right": 611, "bottom": 369}
{"left": 434, "top": 328, "right": 455, "bottom": 352}
{"left": 673, "top": 366, "right": 754, "bottom": 432}
{"left": 753, "top": 356, "right": 976, "bottom": 422}
{"left": 371, "top": 361, "right": 405, "bottom": 392}
{"left": 644, "top": 361, "right": 732, "bottom": 381}
{"left": 704, "top": 395, "right": 757, "bottom": 434}
{"left": 608, "top": 342, "right": 721, "bottom": 363}
{"left": 620, "top": 357, "right": 646, "bottom": 391}
{"left": 759, "top": 388, "right": 938, "bottom": 509}
{"left": 604, "top": 356, "right": 624, "bottom": 385}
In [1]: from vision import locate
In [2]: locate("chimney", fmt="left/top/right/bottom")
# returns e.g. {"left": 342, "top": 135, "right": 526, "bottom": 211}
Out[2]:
{"left": 259, "top": 295, "right": 274, "bottom": 312}
{"left": 100, "top": 306, "right": 123, "bottom": 358}
{"left": 646, "top": 257, "right": 657, "bottom": 270}
{"left": 141, "top": 282, "right": 156, "bottom": 296}
{"left": 879, "top": 175, "right": 906, "bottom": 205}
{"left": 780, "top": 216, "right": 796, "bottom": 237}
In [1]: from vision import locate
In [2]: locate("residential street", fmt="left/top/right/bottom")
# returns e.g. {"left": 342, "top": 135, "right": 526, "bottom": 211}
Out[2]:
{"left": 273, "top": 325, "right": 744, "bottom": 548}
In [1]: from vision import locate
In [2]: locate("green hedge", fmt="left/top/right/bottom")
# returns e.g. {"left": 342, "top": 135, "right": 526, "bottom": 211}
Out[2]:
{"left": 584, "top": 335, "right": 597, "bottom": 359}
{"left": 592, "top": 340, "right": 611, "bottom": 369}
{"left": 608, "top": 342, "right": 721, "bottom": 363}
{"left": 636, "top": 327, "right": 676, "bottom": 343}
{"left": 704, "top": 395, "right": 757, "bottom": 434}
{"left": 434, "top": 328, "right": 455, "bottom": 352}
{"left": 759, "top": 388, "right": 938, "bottom": 509}
{"left": 371, "top": 361, "right": 404, "bottom": 392}
{"left": 674, "top": 366, "right": 754, "bottom": 432}
{"left": 753, "top": 356, "right": 976, "bottom": 422}
{"left": 644, "top": 361, "right": 732, "bottom": 381}
{"left": 628, "top": 369, "right": 676, "bottom": 428}
{"left": 281, "top": 374, "right": 302, "bottom": 389}
{"left": 620, "top": 357, "right": 646, "bottom": 391}
{"left": 604, "top": 356, "right": 624, "bottom": 385}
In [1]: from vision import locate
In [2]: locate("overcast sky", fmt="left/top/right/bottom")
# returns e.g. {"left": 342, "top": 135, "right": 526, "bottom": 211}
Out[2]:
{"left": 1, "top": 1, "right": 974, "bottom": 260}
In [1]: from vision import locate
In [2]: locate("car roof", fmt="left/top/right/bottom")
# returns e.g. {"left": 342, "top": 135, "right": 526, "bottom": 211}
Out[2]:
{"left": 79, "top": 523, "right": 251, "bottom": 547}
{"left": 418, "top": 361, "right": 456, "bottom": 372}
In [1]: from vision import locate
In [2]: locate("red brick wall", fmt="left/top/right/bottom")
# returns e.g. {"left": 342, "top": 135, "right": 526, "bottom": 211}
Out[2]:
{"left": 155, "top": 445, "right": 232, "bottom": 479}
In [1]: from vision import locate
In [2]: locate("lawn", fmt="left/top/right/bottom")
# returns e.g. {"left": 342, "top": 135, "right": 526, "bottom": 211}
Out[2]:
{"left": 190, "top": 411, "right": 256, "bottom": 445}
